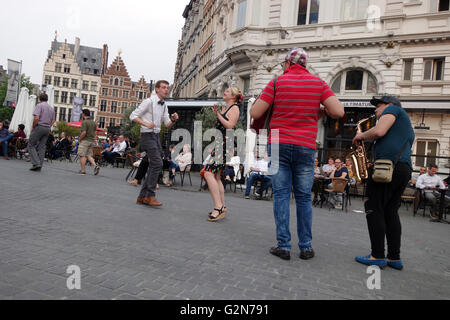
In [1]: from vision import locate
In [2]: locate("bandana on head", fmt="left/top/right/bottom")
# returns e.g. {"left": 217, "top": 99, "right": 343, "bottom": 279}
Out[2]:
{"left": 284, "top": 48, "right": 308, "bottom": 67}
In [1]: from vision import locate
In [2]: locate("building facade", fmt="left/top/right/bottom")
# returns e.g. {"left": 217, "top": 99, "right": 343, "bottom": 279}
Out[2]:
{"left": 42, "top": 37, "right": 107, "bottom": 122}
{"left": 174, "top": 0, "right": 450, "bottom": 172}
{"left": 98, "top": 56, "right": 153, "bottom": 133}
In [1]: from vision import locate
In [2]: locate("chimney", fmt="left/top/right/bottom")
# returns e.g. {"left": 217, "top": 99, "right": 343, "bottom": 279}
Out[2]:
{"left": 74, "top": 37, "right": 80, "bottom": 57}
{"left": 102, "top": 44, "right": 109, "bottom": 75}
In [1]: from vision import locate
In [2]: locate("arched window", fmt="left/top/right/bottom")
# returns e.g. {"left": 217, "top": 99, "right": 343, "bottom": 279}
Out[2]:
{"left": 331, "top": 69, "right": 378, "bottom": 95}
{"left": 114, "top": 78, "right": 119, "bottom": 86}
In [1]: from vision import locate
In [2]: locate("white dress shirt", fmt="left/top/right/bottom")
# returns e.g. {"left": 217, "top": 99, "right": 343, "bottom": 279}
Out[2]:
{"left": 112, "top": 141, "right": 127, "bottom": 156}
{"left": 255, "top": 159, "right": 269, "bottom": 174}
{"left": 416, "top": 173, "right": 446, "bottom": 192}
{"left": 129, "top": 95, "right": 171, "bottom": 133}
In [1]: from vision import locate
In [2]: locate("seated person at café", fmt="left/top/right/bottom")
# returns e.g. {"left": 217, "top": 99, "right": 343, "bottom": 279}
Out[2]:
{"left": 10, "top": 124, "right": 27, "bottom": 153}
{"left": 411, "top": 167, "right": 427, "bottom": 186}
{"left": 51, "top": 132, "right": 72, "bottom": 159}
{"left": 328, "top": 158, "right": 348, "bottom": 209}
{"left": 102, "top": 135, "right": 127, "bottom": 165}
{"left": 102, "top": 138, "right": 112, "bottom": 150}
{"left": 0, "top": 121, "right": 13, "bottom": 160}
{"left": 322, "top": 157, "right": 335, "bottom": 177}
{"left": 224, "top": 149, "right": 241, "bottom": 182}
{"left": 416, "top": 164, "right": 446, "bottom": 218}
{"left": 344, "top": 158, "right": 357, "bottom": 187}
{"left": 163, "top": 144, "right": 174, "bottom": 171}
{"left": 312, "top": 158, "right": 325, "bottom": 205}
{"left": 167, "top": 144, "right": 192, "bottom": 187}
{"left": 245, "top": 151, "right": 271, "bottom": 199}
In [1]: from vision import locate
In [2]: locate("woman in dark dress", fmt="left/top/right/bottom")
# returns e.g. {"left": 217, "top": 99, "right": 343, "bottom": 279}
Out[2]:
{"left": 204, "top": 87, "right": 242, "bottom": 222}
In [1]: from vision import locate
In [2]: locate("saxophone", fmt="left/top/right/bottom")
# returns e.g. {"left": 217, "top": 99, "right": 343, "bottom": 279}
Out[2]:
{"left": 348, "top": 115, "right": 376, "bottom": 183}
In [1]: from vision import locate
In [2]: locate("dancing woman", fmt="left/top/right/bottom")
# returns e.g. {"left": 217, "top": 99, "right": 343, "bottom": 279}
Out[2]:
{"left": 204, "top": 87, "right": 243, "bottom": 222}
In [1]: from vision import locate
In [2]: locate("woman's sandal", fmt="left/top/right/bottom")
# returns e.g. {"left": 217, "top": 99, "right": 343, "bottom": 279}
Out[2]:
{"left": 207, "top": 206, "right": 226, "bottom": 222}
{"left": 128, "top": 179, "right": 138, "bottom": 187}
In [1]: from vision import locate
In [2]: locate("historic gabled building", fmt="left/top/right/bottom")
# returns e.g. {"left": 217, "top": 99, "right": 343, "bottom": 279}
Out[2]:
{"left": 42, "top": 36, "right": 107, "bottom": 122}
{"left": 174, "top": 0, "right": 450, "bottom": 173}
{"left": 98, "top": 56, "right": 154, "bottom": 133}
{"left": 98, "top": 55, "right": 133, "bottom": 131}
{"left": 131, "top": 77, "right": 153, "bottom": 110}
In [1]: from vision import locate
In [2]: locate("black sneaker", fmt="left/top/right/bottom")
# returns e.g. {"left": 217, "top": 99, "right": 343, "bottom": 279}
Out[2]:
{"left": 270, "top": 247, "right": 291, "bottom": 260}
{"left": 300, "top": 248, "right": 315, "bottom": 260}
{"left": 30, "top": 165, "right": 41, "bottom": 172}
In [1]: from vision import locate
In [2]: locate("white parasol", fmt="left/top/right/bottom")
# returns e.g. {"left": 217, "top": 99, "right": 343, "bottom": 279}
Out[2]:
{"left": 244, "top": 98, "right": 257, "bottom": 178}
{"left": 9, "top": 87, "right": 29, "bottom": 134}
{"left": 24, "top": 95, "right": 37, "bottom": 137}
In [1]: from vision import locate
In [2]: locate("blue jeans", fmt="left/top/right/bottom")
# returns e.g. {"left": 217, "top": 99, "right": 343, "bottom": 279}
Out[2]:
{"left": 169, "top": 160, "right": 180, "bottom": 180}
{"left": 245, "top": 172, "right": 263, "bottom": 196}
{"left": 258, "top": 176, "right": 272, "bottom": 194}
{"left": 0, "top": 134, "right": 13, "bottom": 156}
{"left": 269, "top": 143, "right": 315, "bottom": 251}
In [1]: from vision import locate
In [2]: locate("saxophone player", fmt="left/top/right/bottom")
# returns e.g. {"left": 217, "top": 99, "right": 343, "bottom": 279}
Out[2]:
{"left": 352, "top": 96, "right": 414, "bottom": 270}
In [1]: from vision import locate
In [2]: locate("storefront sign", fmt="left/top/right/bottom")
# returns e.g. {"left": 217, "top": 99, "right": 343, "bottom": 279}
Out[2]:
{"left": 342, "top": 101, "right": 373, "bottom": 108}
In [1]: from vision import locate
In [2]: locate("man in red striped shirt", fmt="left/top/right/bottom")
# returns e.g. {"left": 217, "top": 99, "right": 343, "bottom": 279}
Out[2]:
{"left": 251, "top": 48, "right": 344, "bottom": 261}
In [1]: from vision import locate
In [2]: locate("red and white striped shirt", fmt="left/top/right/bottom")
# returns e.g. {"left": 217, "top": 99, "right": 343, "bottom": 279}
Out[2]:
{"left": 260, "top": 64, "right": 335, "bottom": 150}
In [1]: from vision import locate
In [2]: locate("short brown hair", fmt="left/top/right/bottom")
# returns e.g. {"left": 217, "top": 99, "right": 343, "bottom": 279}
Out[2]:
{"left": 155, "top": 80, "right": 170, "bottom": 89}
{"left": 39, "top": 93, "right": 48, "bottom": 102}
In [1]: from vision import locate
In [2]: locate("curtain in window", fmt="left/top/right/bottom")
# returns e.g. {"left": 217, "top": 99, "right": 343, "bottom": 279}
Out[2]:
{"left": 236, "top": 0, "right": 247, "bottom": 29}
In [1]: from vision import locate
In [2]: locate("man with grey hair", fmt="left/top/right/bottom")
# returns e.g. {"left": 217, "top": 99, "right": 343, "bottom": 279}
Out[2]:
{"left": 28, "top": 93, "right": 55, "bottom": 172}
{"left": 416, "top": 164, "right": 446, "bottom": 218}
{"left": 251, "top": 48, "right": 344, "bottom": 261}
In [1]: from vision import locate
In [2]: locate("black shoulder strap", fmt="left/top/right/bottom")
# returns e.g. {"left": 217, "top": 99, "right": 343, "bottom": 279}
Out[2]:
{"left": 223, "top": 104, "right": 239, "bottom": 116}
{"left": 264, "top": 76, "right": 278, "bottom": 130}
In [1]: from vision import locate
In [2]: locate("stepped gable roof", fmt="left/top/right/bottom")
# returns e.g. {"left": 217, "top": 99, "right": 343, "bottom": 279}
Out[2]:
{"left": 50, "top": 40, "right": 103, "bottom": 76}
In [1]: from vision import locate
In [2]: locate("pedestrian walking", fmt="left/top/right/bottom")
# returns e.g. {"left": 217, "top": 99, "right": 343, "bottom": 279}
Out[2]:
{"left": 78, "top": 109, "right": 100, "bottom": 176}
{"left": 353, "top": 95, "right": 415, "bottom": 270}
{"left": 130, "top": 80, "right": 179, "bottom": 207}
{"left": 251, "top": 48, "right": 344, "bottom": 260}
{"left": 28, "top": 93, "right": 55, "bottom": 172}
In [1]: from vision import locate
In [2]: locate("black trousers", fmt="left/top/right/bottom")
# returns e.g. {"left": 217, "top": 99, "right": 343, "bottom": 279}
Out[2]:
{"left": 139, "top": 133, "right": 162, "bottom": 198}
{"left": 364, "top": 162, "right": 411, "bottom": 260}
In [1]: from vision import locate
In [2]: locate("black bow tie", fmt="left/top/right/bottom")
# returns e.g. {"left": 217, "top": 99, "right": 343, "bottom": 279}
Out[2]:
{"left": 158, "top": 101, "right": 165, "bottom": 105}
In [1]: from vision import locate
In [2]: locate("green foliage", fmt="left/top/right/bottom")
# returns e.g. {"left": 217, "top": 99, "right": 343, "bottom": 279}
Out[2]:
{"left": 120, "top": 105, "right": 140, "bottom": 144}
{"left": 0, "top": 74, "right": 34, "bottom": 107}
{"left": 0, "top": 106, "right": 14, "bottom": 122}
{"left": 194, "top": 104, "right": 246, "bottom": 151}
{"left": 53, "top": 121, "right": 81, "bottom": 138}
{"left": 194, "top": 105, "right": 245, "bottom": 134}
{"left": 20, "top": 74, "right": 35, "bottom": 93}
{"left": 194, "top": 106, "right": 219, "bottom": 135}
{"left": 0, "top": 77, "right": 8, "bottom": 106}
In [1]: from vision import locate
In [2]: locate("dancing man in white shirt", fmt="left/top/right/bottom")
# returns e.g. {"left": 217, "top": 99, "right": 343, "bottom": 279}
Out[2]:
{"left": 130, "top": 80, "right": 179, "bottom": 207}
{"left": 416, "top": 164, "right": 446, "bottom": 218}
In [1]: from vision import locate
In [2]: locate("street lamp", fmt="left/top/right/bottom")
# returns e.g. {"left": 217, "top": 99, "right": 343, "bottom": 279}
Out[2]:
{"left": 414, "top": 109, "right": 430, "bottom": 130}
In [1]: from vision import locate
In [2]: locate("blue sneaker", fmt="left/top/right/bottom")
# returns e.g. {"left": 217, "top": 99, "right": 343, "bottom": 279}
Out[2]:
{"left": 355, "top": 254, "right": 387, "bottom": 268}
{"left": 387, "top": 260, "right": 404, "bottom": 270}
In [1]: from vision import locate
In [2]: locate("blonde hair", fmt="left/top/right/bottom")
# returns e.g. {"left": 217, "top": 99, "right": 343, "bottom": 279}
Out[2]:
{"left": 230, "top": 87, "right": 243, "bottom": 104}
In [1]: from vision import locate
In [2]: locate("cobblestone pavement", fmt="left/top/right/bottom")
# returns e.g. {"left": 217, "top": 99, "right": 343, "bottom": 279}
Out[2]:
{"left": 0, "top": 159, "right": 449, "bottom": 300}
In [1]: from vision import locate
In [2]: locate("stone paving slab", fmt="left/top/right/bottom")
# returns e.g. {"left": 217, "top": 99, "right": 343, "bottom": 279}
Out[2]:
{"left": 0, "top": 159, "right": 449, "bottom": 300}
